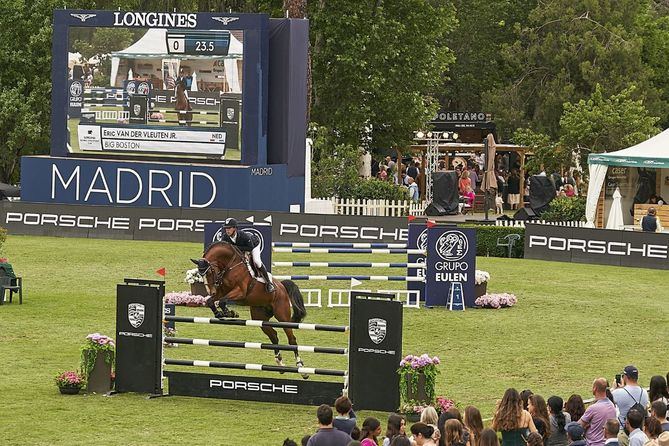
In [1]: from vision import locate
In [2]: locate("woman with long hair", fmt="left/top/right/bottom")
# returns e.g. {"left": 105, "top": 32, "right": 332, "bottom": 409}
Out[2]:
{"left": 443, "top": 419, "right": 468, "bottom": 446}
{"left": 361, "top": 417, "right": 382, "bottom": 446}
{"left": 382, "top": 414, "right": 406, "bottom": 446}
{"left": 564, "top": 395, "right": 585, "bottom": 422}
{"left": 546, "top": 396, "right": 571, "bottom": 446}
{"left": 464, "top": 406, "right": 484, "bottom": 446}
{"left": 528, "top": 395, "right": 552, "bottom": 443}
{"left": 479, "top": 429, "right": 500, "bottom": 446}
{"left": 520, "top": 390, "right": 534, "bottom": 411}
{"left": 411, "top": 422, "right": 437, "bottom": 446}
{"left": 492, "top": 388, "right": 537, "bottom": 446}
{"left": 649, "top": 375, "right": 669, "bottom": 405}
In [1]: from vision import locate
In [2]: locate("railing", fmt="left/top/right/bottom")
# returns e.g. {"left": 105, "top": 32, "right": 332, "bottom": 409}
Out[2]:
{"left": 494, "top": 220, "right": 586, "bottom": 228}
{"left": 316, "top": 197, "right": 427, "bottom": 217}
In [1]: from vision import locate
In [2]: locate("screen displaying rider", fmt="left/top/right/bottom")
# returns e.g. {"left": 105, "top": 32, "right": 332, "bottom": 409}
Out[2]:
{"left": 220, "top": 218, "right": 275, "bottom": 293}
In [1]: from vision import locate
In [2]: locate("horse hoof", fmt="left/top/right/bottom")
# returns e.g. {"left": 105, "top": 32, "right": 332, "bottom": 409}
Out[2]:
{"left": 301, "top": 374, "right": 310, "bottom": 380}
{"left": 229, "top": 310, "right": 239, "bottom": 318}
{"left": 214, "top": 312, "right": 225, "bottom": 319}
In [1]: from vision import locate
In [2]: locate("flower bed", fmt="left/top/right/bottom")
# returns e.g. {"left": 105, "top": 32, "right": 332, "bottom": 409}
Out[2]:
{"left": 164, "top": 291, "right": 208, "bottom": 306}
{"left": 475, "top": 293, "right": 517, "bottom": 309}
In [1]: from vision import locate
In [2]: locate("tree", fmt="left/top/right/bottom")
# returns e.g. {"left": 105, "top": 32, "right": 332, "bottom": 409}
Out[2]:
{"left": 484, "top": 0, "right": 666, "bottom": 142}
{"left": 559, "top": 84, "right": 660, "bottom": 168}
{"left": 441, "top": 0, "right": 535, "bottom": 111}
{"left": 309, "top": 0, "right": 457, "bottom": 153}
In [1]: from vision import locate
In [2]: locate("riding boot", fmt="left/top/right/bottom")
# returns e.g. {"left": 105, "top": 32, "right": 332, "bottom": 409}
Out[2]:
{"left": 258, "top": 265, "right": 276, "bottom": 293}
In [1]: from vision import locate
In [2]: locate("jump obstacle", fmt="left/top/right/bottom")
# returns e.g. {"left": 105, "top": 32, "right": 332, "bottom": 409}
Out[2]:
{"left": 115, "top": 280, "right": 402, "bottom": 410}
{"left": 268, "top": 237, "right": 428, "bottom": 308}
{"left": 80, "top": 87, "right": 224, "bottom": 127}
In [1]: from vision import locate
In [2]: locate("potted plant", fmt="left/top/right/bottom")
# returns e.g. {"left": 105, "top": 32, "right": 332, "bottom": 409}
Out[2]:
{"left": 398, "top": 397, "right": 455, "bottom": 422}
{"left": 185, "top": 268, "right": 207, "bottom": 297}
{"left": 55, "top": 370, "right": 85, "bottom": 395}
{"left": 475, "top": 270, "right": 490, "bottom": 299}
{"left": 397, "top": 354, "right": 441, "bottom": 406}
{"left": 80, "top": 333, "right": 115, "bottom": 393}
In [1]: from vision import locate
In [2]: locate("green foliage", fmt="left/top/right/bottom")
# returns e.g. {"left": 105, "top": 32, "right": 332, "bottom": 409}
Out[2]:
{"left": 80, "top": 334, "right": 115, "bottom": 381}
{"left": 349, "top": 179, "right": 409, "bottom": 201}
{"left": 559, "top": 85, "right": 660, "bottom": 165}
{"left": 397, "top": 354, "right": 440, "bottom": 405}
{"left": 461, "top": 225, "right": 525, "bottom": 258}
{"left": 311, "top": 125, "right": 408, "bottom": 200}
{"left": 0, "top": 227, "right": 7, "bottom": 254}
{"left": 512, "top": 128, "right": 568, "bottom": 175}
{"left": 541, "top": 196, "right": 586, "bottom": 222}
{"left": 484, "top": 0, "right": 667, "bottom": 142}
{"left": 309, "top": 0, "right": 457, "bottom": 153}
{"left": 442, "top": 0, "right": 534, "bottom": 110}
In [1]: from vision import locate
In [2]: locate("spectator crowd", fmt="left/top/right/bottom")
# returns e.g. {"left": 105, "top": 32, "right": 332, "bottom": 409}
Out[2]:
{"left": 282, "top": 367, "right": 669, "bottom": 446}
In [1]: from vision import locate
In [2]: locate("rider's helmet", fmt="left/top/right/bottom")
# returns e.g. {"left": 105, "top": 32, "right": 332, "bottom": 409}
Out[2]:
{"left": 223, "top": 217, "right": 238, "bottom": 228}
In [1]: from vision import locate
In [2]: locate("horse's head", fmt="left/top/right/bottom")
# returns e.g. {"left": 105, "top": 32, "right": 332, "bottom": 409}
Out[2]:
{"left": 191, "top": 243, "right": 244, "bottom": 298}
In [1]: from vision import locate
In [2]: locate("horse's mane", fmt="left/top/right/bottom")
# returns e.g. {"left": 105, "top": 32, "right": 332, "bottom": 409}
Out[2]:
{"left": 203, "top": 241, "right": 244, "bottom": 259}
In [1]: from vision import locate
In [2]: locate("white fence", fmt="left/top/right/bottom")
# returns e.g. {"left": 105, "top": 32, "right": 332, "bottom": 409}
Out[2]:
{"left": 316, "top": 197, "right": 427, "bottom": 217}
{"left": 494, "top": 220, "right": 586, "bottom": 228}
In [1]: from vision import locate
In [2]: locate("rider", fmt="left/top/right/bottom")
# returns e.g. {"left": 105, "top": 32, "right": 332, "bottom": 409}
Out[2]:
{"left": 220, "top": 218, "right": 275, "bottom": 293}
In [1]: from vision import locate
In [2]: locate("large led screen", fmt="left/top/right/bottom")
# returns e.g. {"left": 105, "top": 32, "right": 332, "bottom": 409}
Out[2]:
{"left": 52, "top": 11, "right": 269, "bottom": 164}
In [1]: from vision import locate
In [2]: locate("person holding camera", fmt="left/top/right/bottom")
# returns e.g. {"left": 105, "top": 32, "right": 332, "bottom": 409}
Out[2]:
{"left": 612, "top": 366, "right": 649, "bottom": 428}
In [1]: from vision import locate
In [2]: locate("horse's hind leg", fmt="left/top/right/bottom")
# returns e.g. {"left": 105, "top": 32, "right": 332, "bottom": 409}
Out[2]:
{"left": 274, "top": 297, "right": 309, "bottom": 380}
{"left": 250, "top": 306, "right": 284, "bottom": 369}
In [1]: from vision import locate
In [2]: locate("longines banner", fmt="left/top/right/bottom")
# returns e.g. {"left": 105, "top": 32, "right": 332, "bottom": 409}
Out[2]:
{"left": 0, "top": 201, "right": 408, "bottom": 243}
{"left": 524, "top": 224, "right": 669, "bottom": 270}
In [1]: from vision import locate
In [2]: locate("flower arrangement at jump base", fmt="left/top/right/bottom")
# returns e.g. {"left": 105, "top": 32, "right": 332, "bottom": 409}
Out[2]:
{"left": 184, "top": 268, "right": 204, "bottom": 284}
{"left": 55, "top": 370, "right": 85, "bottom": 394}
{"left": 475, "top": 293, "right": 517, "bottom": 309}
{"left": 398, "top": 354, "right": 441, "bottom": 408}
{"left": 80, "top": 333, "right": 115, "bottom": 393}
{"left": 185, "top": 268, "right": 209, "bottom": 297}
{"left": 475, "top": 270, "right": 490, "bottom": 285}
{"left": 164, "top": 291, "right": 208, "bottom": 306}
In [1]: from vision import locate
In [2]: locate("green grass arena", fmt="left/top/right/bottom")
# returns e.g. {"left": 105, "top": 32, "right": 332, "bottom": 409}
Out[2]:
{"left": 0, "top": 235, "right": 666, "bottom": 445}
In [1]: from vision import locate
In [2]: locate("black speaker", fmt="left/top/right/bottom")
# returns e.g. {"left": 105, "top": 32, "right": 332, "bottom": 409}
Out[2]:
{"left": 424, "top": 203, "right": 447, "bottom": 216}
{"left": 430, "top": 171, "right": 459, "bottom": 215}
{"left": 513, "top": 207, "right": 538, "bottom": 220}
{"left": 529, "top": 175, "right": 555, "bottom": 214}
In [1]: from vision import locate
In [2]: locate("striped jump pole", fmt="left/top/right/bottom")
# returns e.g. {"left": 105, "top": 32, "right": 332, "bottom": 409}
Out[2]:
{"left": 273, "top": 275, "right": 426, "bottom": 282}
{"left": 164, "top": 359, "right": 347, "bottom": 377}
{"left": 273, "top": 248, "right": 424, "bottom": 254}
{"left": 148, "top": 119, "right": 218, "bottom": 125}
{"left": 150, "top": 109, "right": 220, "bottom": 115}
{"left": 273, "top": 262, "right": 426, "bottom": 269}
{"left": 164, "top": 337, "right": 347, "bottom": 355}
{"left": 165, "top": 315, "right": 349, "bottom": 333}
{"left": 273, "top": 242, "right": 408, "bottom": 249}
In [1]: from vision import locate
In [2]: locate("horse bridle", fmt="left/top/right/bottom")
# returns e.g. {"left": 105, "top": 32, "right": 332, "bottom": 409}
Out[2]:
{"left": 203, "top": 249, "right": 246, "bottom": 291}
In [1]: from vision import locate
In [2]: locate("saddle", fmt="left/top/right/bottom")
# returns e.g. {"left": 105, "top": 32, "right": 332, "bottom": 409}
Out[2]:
{"left": 243, "top": 255, "right": 272, "bottom": 284}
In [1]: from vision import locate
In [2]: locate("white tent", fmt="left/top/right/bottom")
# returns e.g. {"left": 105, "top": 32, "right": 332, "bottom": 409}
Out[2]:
{"left": 585, "top": 128, "right": 669, "bottom": 227}
{"left": 109, "top": 28, "right": 242, "bottom": 91}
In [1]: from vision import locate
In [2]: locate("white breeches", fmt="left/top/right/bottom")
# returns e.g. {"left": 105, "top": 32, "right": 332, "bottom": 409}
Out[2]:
{"left": 251, "top": 245, "right": 263, "bottom": 268}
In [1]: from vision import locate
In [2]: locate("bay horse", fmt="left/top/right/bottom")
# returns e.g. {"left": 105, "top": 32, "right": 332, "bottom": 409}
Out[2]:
{"left": 191, "top": 242, "right": 309, "bottom": 377}
{"left": 175, "top": 80, "right": 192, "bottom": 127}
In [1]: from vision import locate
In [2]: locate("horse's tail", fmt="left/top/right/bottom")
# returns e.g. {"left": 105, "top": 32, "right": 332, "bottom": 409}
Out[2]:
{"left": 282, "top": 280, "right": 306, "bottom": 323}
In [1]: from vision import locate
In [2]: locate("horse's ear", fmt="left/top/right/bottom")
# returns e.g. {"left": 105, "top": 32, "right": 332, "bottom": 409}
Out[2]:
{"left": 190, "top": 258, "right": 199, "bottom": 265}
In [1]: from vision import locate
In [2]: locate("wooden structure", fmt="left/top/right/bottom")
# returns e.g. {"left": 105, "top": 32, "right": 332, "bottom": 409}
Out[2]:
{"left": 408, "top": 142, "right": 531, "bottom": 202}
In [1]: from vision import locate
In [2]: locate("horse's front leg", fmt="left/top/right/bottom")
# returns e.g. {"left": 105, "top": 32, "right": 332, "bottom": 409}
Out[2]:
{"left": 216, "top": 288, "right": 244, "bottom": 319}
{"left": 205, "top": 296, "right": 226, "bottom": 319}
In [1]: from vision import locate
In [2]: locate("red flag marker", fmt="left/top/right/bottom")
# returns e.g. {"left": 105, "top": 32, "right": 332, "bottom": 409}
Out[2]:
{"left": 156, "top": 267, "right": 166, "bottom": 277}
{"left": 408, "top": 215, "right": 416, "bottom": 222}
{"left": 426, "top": 220, "right": 436, "bottom": 228}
